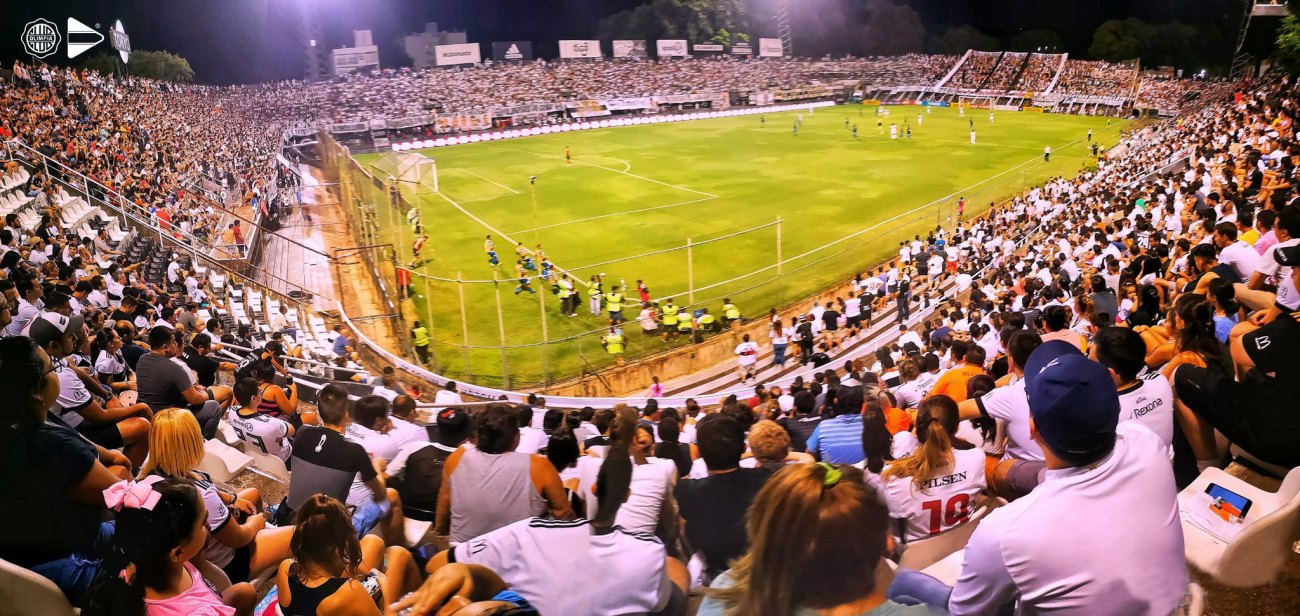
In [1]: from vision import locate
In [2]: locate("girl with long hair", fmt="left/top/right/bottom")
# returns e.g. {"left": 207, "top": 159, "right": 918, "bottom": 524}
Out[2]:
{"left": 1206, "top": 277, "right": 1240, "bottom": 344}
{"left": 881, "top": 395, "right": 988, "bottom": 542}
{"left": 83, "top": 478, "right": 256, "bottom": 616}
{"left": 275, "top": 494, "right": 421, "bottom": 615}
{"left": 1155, "top": 294, "right": 1232, "bottom": 378}
{"left": 699, "top": 463, "right": 918, "bottom": 616}
{"left": 139, "top": 408, "right": 293, "bottom": 586}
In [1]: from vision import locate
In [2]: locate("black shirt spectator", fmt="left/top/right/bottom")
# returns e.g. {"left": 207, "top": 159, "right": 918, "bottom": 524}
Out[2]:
{"left": 182, "top": 344, "right": 221, "bottom": 388}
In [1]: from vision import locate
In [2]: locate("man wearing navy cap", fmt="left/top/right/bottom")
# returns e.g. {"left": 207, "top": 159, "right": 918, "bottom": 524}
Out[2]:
{"left": 890, "top": 341, "right": 1187, "bottom": 615}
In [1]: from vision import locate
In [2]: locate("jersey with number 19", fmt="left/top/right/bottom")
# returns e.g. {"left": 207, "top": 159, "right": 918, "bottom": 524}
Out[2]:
{"left": 226, "top": 409, "right": 292, "bottom": 462}
{"left": 883, "top": 447, "right": 988, "bottom": 542}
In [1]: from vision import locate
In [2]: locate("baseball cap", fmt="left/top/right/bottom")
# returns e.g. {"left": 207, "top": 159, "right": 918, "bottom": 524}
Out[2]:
{"left": 1023, "top": 340, "right": 1120, "bottom": 460}
{"left": 435, "top": 407, "right": 471, "bottom": 446}
{"left": 27, "top": 311, "right": 85, "bottom": 348}
{"left": 1273, "top": 243, "right": 1300, "bottom": 267}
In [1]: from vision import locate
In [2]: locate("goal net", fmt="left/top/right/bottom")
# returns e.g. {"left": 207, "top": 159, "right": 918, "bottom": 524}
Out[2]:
{"left": 371, "top": 151, "right": 439, "bottom": 198}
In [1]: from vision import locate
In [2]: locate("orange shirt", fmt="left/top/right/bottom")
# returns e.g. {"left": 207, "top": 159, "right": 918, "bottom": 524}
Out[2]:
{"left": 928, "top": 364, "right": 986, "bottom": 403}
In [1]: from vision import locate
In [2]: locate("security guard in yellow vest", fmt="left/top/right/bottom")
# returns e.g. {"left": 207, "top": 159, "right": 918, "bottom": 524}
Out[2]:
{"left": 557, "top": 275, "right": 576, "bottom": 317}
{"left": 602, "top": 326, "right": 625, "bottom": 365}
{"left": 410, "top": 320, "right": 430, "bottom": 364}
{"left": 698, "top": 308, "right": 717, "bottom": 332}
{"left": 605, "top": 285, "right": 625, "bottom": 325}
{"left": 722, "top": 298, "right": 741, "bottom": 328}
{"left": 587, "top": 275, "right": 603, "bottom": 316}
{"left": 661, "top": 299, "right": 680, "bottom": 341}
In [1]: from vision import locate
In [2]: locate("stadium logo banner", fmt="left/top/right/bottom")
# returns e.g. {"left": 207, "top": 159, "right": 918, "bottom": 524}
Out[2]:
{"left": 559, "top": 39, "right": 602, "bottom": 59}
{"left": 758, "top": 38, "right": 784, "bottom": 57}
{"left": 693, "top": 43, "right": 724, "bottom": 53}
{"left": 730, "top": 43, "right": 753, "bottom": 55}
{"left": 491, "top": 41, "right": 533, "bottom": 62}
{"left": 435, "top": 42, "right": 481, "bottom": 66}
{"left": 612, "top": 40, "right": 647, "bottom": 58}
{"left": 656, "top": 39, "right": 688, "bottom": 58}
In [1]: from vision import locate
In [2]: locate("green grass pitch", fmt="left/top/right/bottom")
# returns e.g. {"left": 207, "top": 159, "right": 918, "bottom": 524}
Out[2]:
{"left": 355, "top": 105, "right": 1128, "bottom": 388}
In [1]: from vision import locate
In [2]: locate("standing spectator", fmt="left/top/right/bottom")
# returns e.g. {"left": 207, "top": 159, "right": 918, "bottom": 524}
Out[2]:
{"left": 437, "top": 404, "right": 574, "bottom": 543}
{"left": 734, "top": 333, "right": 759, "bottom": 384}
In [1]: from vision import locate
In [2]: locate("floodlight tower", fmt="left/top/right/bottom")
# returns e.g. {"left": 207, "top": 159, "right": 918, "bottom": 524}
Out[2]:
{"left": 1231, "top": 1, "right": 1289, "bottom": 79}
{"left": 776, "top": 0, "right": 793, "bottom": 57}
{"left": 299, "top": 0, "right": 328, "bottom": 81}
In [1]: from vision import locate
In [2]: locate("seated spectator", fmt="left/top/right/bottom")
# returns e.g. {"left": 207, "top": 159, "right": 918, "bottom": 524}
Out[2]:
{"left": 276, "top": 494, "right": 421, "bottom": 616}
{"left": 514, "top": 404, "right": 547, "bottom": 454}
{"left": 437, "top": 404, "right": 574, "bottom": 543}
{"left": 251, "top": 361, "right": 313, "bottom": 427}
{"left": 888, "top": 341, "right": 1187, "bottom": 614}
{"left": 332, "top": 325, "right": 358, "bottom": 361}
{"left": 369, "top": 366, "right": 405, "bottom": 402}
{"left": 745, "top": 420, "right": 814, "bottom": 471}
{"left": 135, "top": 326, "right": 226, "bottom": 439}
{"left": 674, "top": 413, "right": 772, "bottom": 582}
{"left": 91, "top": 327, "right": 134, "bottom": 391}
{"left": 282, "top": 384, "right": 401, "bottom": 543}
{"left": 140, "top": 408, "right": 293, "bottom": 585}
{"left": 776, "top": 390, "right": 822, "bottom": 452}
{"left": 345, "top": 395, "right": 403, "bottom": 461}
{"left": 83, "top": 478, "right": 257, "bottom": 615}
{"left": 226, "top": 377, "right": 294, "bottom": 463}
{"left": 882, "top": 395, "right": 987, "bottom": 542}
{"left": 1092, "top": 327, "right": 1175, "bottom": 450}
{"left": 0, "top": 336, "right": 128, "bottom": 605}
{"left": 806, "top": 385, "right": 866, "bottom": 464}
{"left": 575, "top": 419, "right": 677, "bottom": 539}
{"left": 180, "top": 333, "right": 236, "bottom": 389}
{"left": 699, "top": 463, "right": 926, "bottom": 616}
{"left": 32, "top": 312, "right": 154, "bottom": 469}
{"left": 425, "top": 405, "right": 688, "bottom": 616}
{"left": 387, "top": 394, "right": 429, "bottom": 448}
{"left": 957, "top": 330, "right": 1044, "bottom": 499}
{"left": 386, "top": 407, "right": 472, "bottom": 523}
{"left": 432, "top": 381, "right": 463, "bottom": 406}
{"left": 653, "top": 416, "right": 693, "bottom": 478}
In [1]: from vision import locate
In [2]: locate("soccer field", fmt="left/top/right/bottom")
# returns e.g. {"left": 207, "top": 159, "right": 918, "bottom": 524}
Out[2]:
{"left": 355, "top": 105, "right": 1128, "bottom": 388}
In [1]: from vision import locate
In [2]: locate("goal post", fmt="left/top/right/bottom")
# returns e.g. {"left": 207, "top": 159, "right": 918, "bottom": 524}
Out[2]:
{"left": 372, "top": 151, "right": 439, "bottom": 196}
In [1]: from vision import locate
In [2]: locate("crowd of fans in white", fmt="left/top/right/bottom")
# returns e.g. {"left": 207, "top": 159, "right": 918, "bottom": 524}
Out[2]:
{"left": 2, "top": 50, "right": 1295, "bottom": 616}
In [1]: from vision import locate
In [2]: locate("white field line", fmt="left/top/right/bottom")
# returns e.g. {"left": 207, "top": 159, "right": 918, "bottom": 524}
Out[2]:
{"left": 507, "top": 149, "right": 718, "bottom": 199}
{"left": 510, "top": 194, "right": 718, "bottom": 234}
{"left": 450, "top": 168, "right": 521, "bottom": 195}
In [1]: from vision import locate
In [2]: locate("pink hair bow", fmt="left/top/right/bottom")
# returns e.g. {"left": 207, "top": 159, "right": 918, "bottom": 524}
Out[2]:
{"left": 102, "top": 476, "right": 165, "bottom": 512}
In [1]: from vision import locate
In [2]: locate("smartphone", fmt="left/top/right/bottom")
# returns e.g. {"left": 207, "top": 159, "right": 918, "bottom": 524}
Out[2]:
{"left": 1205, "top": 483, "right": 1252, "bottom": 518}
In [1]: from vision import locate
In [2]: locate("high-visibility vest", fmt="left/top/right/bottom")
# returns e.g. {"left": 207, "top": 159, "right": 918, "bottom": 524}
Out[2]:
{"left": 604, "top": 333, "right": 624, "bottom": 354}
{"left": 723, "top": 303, "right": 740, "bottom": 319}
{"left": 678, "top": 318, "right": 693, "bottom": 332}
{"left": 411, "top": 326, "right": 430, "bottom": 347}
{"left": 662, "top": 304, "right": 679, "bottom": 325}
{"left": 605, "top": 292, "right": 623, "bottom": 312}
{"left": 587, "top": 284, "right": 602, "bottom": 298}
{"left": 699, "top": 314, "right": 716, "bottom": 327}
{"left": 557, "top": 281, "right": 573, "bottom": 298}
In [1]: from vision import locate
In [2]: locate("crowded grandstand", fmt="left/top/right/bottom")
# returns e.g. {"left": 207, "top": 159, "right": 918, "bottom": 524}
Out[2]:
{"left": 1, "top": 2, "right": 1298, "bottom": 615}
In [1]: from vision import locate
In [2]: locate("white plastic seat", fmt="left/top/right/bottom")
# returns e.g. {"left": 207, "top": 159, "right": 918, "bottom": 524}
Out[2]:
{"left": 196, "top": 439, "right": 253, "bottom": 483}
{"left": 1178, "top": 466, "right": 1300, "bottom": 587}
{"left": 246, "top": 448, "right": 290, "bottom": 482}
{"left": 0, "top": 557, "right": 78, "bottom": 615}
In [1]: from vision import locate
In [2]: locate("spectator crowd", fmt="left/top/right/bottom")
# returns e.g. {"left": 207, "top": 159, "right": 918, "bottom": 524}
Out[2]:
{"left": 1, "top": 46, "right": 1295, "bottom": 616}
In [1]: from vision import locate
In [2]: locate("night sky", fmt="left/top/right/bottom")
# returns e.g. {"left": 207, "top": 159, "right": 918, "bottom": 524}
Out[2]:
{"left": 0, "top": 0, "right": 1250, "bottom": 85}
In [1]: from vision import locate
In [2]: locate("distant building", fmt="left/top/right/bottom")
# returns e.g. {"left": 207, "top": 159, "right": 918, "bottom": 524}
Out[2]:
{"left": 404, "top": 23, "right": 468, "bottom": 70}
{"left": 332, "top": 29, "right": 379, "bottom": 76}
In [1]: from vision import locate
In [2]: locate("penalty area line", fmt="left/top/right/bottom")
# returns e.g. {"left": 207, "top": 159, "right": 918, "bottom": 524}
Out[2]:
{"left": 507, "top": 149, "right": 718, "bottom": 199}
{"left": 510, "top": 194, "right": 719, "bottom": 235}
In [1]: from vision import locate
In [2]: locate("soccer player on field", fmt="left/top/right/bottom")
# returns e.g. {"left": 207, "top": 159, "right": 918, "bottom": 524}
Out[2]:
{"left": 409, "top": 234, "right": 428, "bottom": 267}
{"left": 565, "top": 146, "right": 571, "bottom": 165}
{"left": 970, "top": 129, "right": 976, "bottom": 145}
{"left": 514, "top": 260, "right": 536, "bottom": 295}
{"left": 484, "top": 234, "right": 495, "bottom": 255}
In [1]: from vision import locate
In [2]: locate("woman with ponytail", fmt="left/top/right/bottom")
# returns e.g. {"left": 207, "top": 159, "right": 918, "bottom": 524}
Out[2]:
{"left": 275, "top": 494, "right": 420, "bottom": 615}
{"left": 699, "top": 463, "right": 929, "bottom": 616}
{"left": 881, "top": 395, "right": 987, "bottom": 542}
{"left": 1158, "top": 293, "right": 1232, "bottom": 379}
{"left": 1207, "top": 277, "right": 1240, "bottom": 344}
{"left": 83, "top": 477, "right": 256, "bottom": 616}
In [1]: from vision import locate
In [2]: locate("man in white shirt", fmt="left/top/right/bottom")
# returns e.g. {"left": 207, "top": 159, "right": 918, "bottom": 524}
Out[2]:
{"left": 734, "top": 333, "right": 759, "bottom": 384}
{"left": 227, "top": 378, "right": 294, "bottom": 462}
{"left": 1213, "top": 222, "right": 1260, "bottom": 281}
{"left": 890, "top": 341, "right": 1187, "bottom": 615}
{"left": 4, "top": 278, "right": 43, "bottom": 337}
{"left": 433, "top": 381, "right": 465, "bottom": 407}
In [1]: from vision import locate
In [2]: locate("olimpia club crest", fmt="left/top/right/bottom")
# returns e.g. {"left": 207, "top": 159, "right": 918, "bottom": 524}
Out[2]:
{"left": 22, "top": 18, "right": 60, "bottom": 58}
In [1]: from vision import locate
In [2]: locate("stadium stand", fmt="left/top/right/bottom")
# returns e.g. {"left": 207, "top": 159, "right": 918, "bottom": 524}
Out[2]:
{"left": 1, "top": 50, "right": 1294, "bottom": 615}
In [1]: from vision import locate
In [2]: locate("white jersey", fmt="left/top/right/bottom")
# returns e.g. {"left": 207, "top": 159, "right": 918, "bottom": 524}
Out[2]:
{"left": 451, "top": 517, "right": 673, "bottom": 616}
{"left": 575, "top": 456, "right": 676, "bottom": 534}
{"left": 226, "top": 410, "right": 292, "bottom": 462}
{"left": 974, "top": 375, "right": 1044, "bottom": 461}
{"left": 1117, "top": 373, "right": 1175, "bottom": 450}
{"left": 884, "top": 448, "right": 988, "bottom": 542}
{"left": 734, "top": 341, "right": 759, "bottom": 366}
